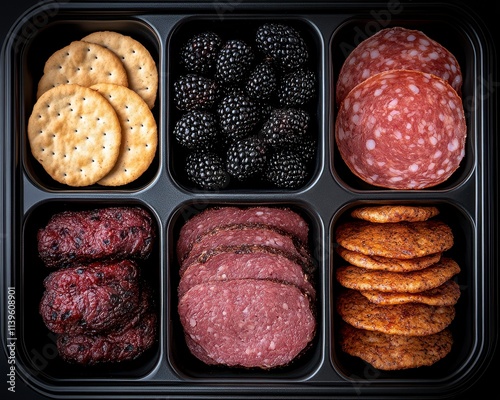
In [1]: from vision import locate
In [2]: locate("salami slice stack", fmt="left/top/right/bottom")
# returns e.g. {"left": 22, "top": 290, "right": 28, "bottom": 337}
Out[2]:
{"left": 335, "top": 27, "right": 466, "bottom": 189}
{"left": 176, "top": 206, "right": 316, "bottom": 369}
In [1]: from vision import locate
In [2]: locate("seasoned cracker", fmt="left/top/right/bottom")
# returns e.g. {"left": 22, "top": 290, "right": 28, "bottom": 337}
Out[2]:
{"left": 336, "top": 289, "right": 455, "bottom": 336}
{"left": 336, "top": 246, "right": 442, "bottom": 272}
{"left": 351, "top": 205, "right": 440, "bottom": 223}
{"left": 339, "top": 323, "right": 453, "bottom": 370}
{"left": 360, "top": 280, "right": 461, "bottom": 306}
{"left": 336, "top": 257, "right": 460, "bottom": 293}
{"left": 90, "top": 83, "right": 157, "bottom": 186}
{"left": 82, "top": 31, "right": 158, "bottom": 109}
{"left": 36, "top": 41, "right": 129, "bottom": 99}
{"left": 28, "top": 84, "right": 122, "bottom": 186}
{"left": 335, "top": 220, "right": 454, "bottom": 259}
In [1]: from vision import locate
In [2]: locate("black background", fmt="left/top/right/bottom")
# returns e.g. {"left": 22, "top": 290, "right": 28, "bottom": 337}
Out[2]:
{"left": 1, "top": 1, "right": 498, "bottom": 399}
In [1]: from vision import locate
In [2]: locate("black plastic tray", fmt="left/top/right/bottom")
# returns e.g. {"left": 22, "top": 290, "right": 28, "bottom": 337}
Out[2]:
{"left": 1, "top": 1, "right": 498, "bottom": 399}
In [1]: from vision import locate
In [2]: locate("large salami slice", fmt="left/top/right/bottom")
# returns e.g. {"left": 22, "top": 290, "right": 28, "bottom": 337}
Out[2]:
{"left": 335, "top": 69, "right": 466, "bottom": 189}
{"left": 336, "top": 27, "right": 462, "bottom": 106}
{"left": 178, "top": 279, "right": 316, "bottom": 369}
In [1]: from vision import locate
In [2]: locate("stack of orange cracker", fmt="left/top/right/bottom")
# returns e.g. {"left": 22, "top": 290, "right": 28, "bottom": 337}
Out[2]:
{"left": 334, "top": 205, "right": 461, "bottom": 370}
{"left": 27, "top": 31, "right": 158, "bottom": 187}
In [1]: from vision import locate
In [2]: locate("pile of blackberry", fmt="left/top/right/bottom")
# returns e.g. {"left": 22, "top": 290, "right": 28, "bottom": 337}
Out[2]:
{"left": 173, "top": 23, "right": 316, "bottom": 190}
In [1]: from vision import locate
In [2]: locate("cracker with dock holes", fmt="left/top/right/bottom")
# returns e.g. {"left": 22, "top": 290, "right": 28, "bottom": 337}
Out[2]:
{"left": 82, "top": 31, "right": 158, "bottom": 109}
{"left": 90, "top": 83, "right": 157, "bottom": 186}
{"left": 27, "top": 84, "right": 122, "bottom": 186}
{"left": 36, "top": 41, "right": 129, "bottom": 99}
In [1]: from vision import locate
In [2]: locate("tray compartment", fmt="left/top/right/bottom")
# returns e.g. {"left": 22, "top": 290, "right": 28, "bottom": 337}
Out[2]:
{"left": 329, "top": 201, "right": 475, "bottom": 379}
{"left": 167, "top": 16, "right": 323, "bottom": 192}
{"left": 167, "top": 201, "right": 324, "bottom": 380}
{"left": 329, "top": 17, "right": 476, "bottom": 191}
{"left": 20, "top": 16, "right": 161, "bottom": 191}
{"left": 18, "top": 200, "right": 162, "bottom": 381}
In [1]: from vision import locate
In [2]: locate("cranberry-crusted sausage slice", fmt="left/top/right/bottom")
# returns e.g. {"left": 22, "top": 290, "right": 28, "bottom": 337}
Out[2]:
{"left": 38, "top": 206, "right": 155, "bottom": 268}
{"left": 39, "top": 259, "right": 141, "bottom": 335}
{"left": 57, "top": 311, "right": 157, "bottom": 365}
{"left": 335, "top": 69, "right": 466, "bottom": 189}
{"left": 335, "top": 27, "right": 462, "bottom": 105}
{"left": 178, "top": 279, "right": 316, "bottom": 369}
{"left": 176, "top": 206, "right": 309, "bottom": 263}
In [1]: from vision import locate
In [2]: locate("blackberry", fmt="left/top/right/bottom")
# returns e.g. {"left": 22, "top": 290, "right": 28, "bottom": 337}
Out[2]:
{"left": 259, "top": 108, "right": 309, "bottom": 148}
{"left": 185, "top": 151, "right": 229, "bottom": 190}
{"left": 226, "top": 136, "right": 267, "bottom": 181}
{"left": 180, "top": 31, "right": 222, "bottom": 75}
{"left": 173, "top": 110, "right": 219, "bottom": 150}
{"left": 294, "top": 134, "right": 317, "bottom": 164}
{"left": 245, "top": 61, "right": 277, "bottom": 101}
{"left": 256, "top": 23, "right": 308, "bottom": 71}
{"left": 215, "top": 40, "right": 254, "bottom": 85}
{"left": 217, "top": 90, "right": 260, "bottom": 144}
{"left": 174, "top": 74, "right": 218, "bottom": 111}
{"left": 264, "top": 150, "right": 308, "bottom": 189}
{"left": 278, "top": 69, "right": 316, "bottom": 107}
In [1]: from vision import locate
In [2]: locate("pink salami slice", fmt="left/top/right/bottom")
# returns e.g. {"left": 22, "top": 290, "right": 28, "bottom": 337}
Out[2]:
{"left": 336, "top": 27, "right": 462, "bottom": 105}
{"left": 335, "top": 69, "right": 466, "bottom": 189}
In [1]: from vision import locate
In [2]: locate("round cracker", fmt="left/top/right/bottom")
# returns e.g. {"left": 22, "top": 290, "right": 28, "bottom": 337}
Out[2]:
{"left": 360, "top": 280, "right": 461, "bottom": 306}
{"left": 28, "top": 84, "right": 122, "bottom": 186}
{"left": 336, "top": 246, "right": 442, "bottom": 272}
{"left": 82, "top": 31, "right": 158, "bottom": 109}
{"left": 36, "top": 41, "right": 129, "bottom": 99}
{"left": 336, "top": 257, "right": 460, "bottom": 293}
{"left": 335, "top": 220, "right": 454, "bottom": 259}
{"left": 339, "top": 323, "right": 453, "bottom": 370}
{"left": 90, "top": 83, "right": 157, "bottom": 186}
{"left": 351, "top": 205, "right": 440, "bottom": 223}
{"left": 336, "top": 289, "right": 455, "bottom": 336}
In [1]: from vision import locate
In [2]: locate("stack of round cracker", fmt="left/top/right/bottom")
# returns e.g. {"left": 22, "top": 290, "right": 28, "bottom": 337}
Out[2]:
{"left": 334, "top": 205, "right": 461, "bottom": 371}
{"left": 27, "top": 31, "right": 158, "bottom": 187}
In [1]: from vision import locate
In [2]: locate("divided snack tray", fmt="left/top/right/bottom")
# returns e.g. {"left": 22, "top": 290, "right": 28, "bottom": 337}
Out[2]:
{"left": 1, "top": 1, "right": 497, "bottom": 398}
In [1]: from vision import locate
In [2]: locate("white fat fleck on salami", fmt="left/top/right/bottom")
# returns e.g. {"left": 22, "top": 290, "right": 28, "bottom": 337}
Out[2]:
{"left": 366, "top": 139, "right": 376, "bottom": 150}
{"left": 336, "top": 27, "right": 462, "bottom": 105}
{"left": 388, "top": 99, "right": 399, "bottom": 108}
{"left": 428, "top": 51, "right": 439, "bottom": 60}
{"left": 335, "top": 69, "right": 466, "bottom": 189}
{"left": 408, "top": 84, "right": 420, "bottom": 94}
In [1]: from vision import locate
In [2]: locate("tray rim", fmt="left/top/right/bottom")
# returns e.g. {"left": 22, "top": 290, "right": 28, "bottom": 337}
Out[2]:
{"left": 1, "top": 1, "right": 494, "bottom": 396}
